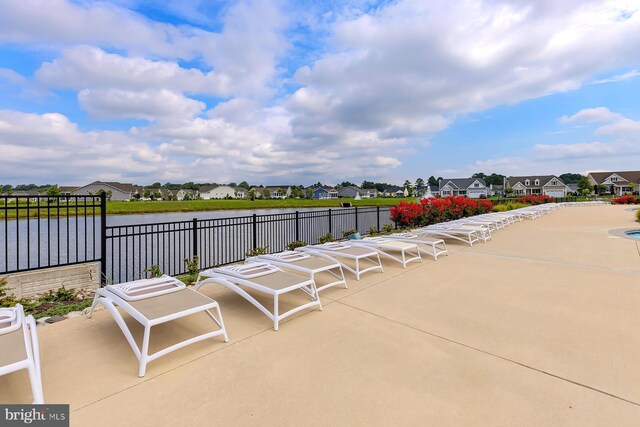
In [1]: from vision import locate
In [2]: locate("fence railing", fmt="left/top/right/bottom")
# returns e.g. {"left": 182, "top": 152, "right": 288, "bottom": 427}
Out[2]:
{"left": 0, "top": 195, "right": 104, "bottom": 274}
{"left": 104, "top": 206, "right": 393, "bottom": 284}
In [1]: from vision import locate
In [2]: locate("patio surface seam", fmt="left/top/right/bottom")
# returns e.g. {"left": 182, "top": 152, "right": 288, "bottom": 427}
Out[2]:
{"left": 334, "top": 299, "right": 640, "bottom": 409}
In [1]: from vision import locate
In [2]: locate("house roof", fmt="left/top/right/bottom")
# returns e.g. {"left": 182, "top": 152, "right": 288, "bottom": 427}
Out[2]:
{"left": 505, "top": 176, "right": 564, "bottom": 187}
{"left": 588, "top": 171, "right": 640, "bottom": 185}
{"left": 312, "top": 186, "right": 337, "bottom": 192}
{"left": 439, "top": 178, "right": 486, "bottom": 190}
{"left": 384, "top": 185, "right": 404, "bottom": 192}
{"left": 79, "top": 181, "right": 143, "bottom": 194}
{"left": 200, "top": 185, "right": 244, "bottom": 193}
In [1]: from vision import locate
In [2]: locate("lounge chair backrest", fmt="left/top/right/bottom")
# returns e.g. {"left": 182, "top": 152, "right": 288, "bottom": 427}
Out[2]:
{"left": 319, "top": 242, "right": 351, "bottom": 250}
{"left": 266, "top": 251, "right": 311, "bottom": 262}
{"left": 216, "top": 262, "right": 280, "bottom": 279}
{"left": 106, "top": 276, "right": 186, "bottom": 301}
{"left": 0, "top": 307, "right": 21, "bottom": 334}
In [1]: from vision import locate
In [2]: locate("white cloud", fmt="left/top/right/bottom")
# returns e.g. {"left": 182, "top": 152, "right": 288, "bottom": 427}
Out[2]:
{"left": 78, "top": 89, "right": 206, "bottom": 120}
{"left": 592, "top": 69, "right": 640, "bottom": 84}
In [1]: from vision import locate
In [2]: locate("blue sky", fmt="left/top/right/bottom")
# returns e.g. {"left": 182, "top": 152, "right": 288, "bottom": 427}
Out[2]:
{"left": 0, "top": 0, "right": 639, "bottom": 186}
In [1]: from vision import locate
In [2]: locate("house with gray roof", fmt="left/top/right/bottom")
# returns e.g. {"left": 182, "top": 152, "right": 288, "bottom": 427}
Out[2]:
{"left": 439, "top": 178, "right": 488, "bottom": 198}
{"left": 311, "top": 186, "right": 338, "bottom": 199}
{"left": 587, "top": 171, "right": 640, "bottom": 195}
{"left": 337, "top": 186, "right": 377, "bottom": 199}
{"left": 74, "top": 181, "right": 144, "bottom": 201}
{"left": 200, "top": 185, "right": 246, "bottom": 199}
{"left": 503, "top": 175, "right": 570, "bottom": 198}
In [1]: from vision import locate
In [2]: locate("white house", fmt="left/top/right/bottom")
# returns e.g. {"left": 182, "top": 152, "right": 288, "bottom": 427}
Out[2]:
{"left": 252, "top": 186, "right": 292, "bottom": 199}
{"left": 438, "top": 178, "right": 488, "bottom": 198}
{"left": 503, "top": 176, "right": 570, "bottom": 198}
{"left": 74, "top": 181, "right": 144, "bottom": 201}
{"left": 199, "top": 185, "right": 246, "bottom": 199}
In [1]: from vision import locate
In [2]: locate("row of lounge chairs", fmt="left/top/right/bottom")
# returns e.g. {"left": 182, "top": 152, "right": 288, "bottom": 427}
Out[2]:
{"left": 1, "top": 202, "right": 565, "bottom": 402}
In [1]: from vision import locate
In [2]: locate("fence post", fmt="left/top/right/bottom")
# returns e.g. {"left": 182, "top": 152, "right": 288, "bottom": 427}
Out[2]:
{"left": 99, "top": 192, "right": 107, "bottom": 286}
{"left": 295, "top": 211, "right": 300, "bottom": 241}
{"left": 376, "top": 206, "right": 380, "bottom": 231}
{"left": 328, "top": 209, "right": 332, "bottom": 234}
{"left": 192, "top": 218, "right": 198, "bottom": 258}
{"left": 252, "top": 214, "right": 257, "bottom": 249}
{"left": 355, "top": 206, "right": 358, "bottom": 232}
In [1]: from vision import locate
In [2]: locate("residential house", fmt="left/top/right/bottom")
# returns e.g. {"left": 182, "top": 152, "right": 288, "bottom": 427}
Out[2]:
{"left": 74, "top": 181, "right": 144, "bottom": 201}
{"left": 381, "top": 185, "right": 408, "bottom": 197}
{"left": 439, "top": 178, "right": 488, "bottom": 199}
{"left": 488, "top": 184, "right": 503, "bottom": 197}
{"left": 337, "top": 186, "right": 377, "bottom": 198}
{"left": 252, "top": 186, "right": 292, "bottom": 199}
{"left": 175, "top": 189, "right": 198, "bottom": 200}
{"left": 566, "top": 184, "right": 579, "bottom": 196}
{"left": 503, "top": 176, "right": 570, "bottom": 198}
{"left": 587, "top": 171, "right": 640, "bottom": 195}
{"left": 311, "top": 186, "right": 338, "bottom": 199}
{"left": 199, "top": 185, "right": 246, "bottom": 199}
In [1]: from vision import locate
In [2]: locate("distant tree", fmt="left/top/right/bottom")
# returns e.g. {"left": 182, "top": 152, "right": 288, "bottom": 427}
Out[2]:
{"left": 559, "top": 173, "right": 584, "bottom": 184}
{"left": 403, "top": 180, "right": 412, "bottom": 188}
{"left": 305, "top": 188, "right": 313, "bottom": 199}
{"left": 291, "top": 187, "right": 303, "bottom": 198}
{"left": 248, "top": 188, "right": 256, "bottom": 200}
{"left": 313, "top": 182, "right": 323, "bottom": 188}
{"left": 472, "top": 172, "right": 487, "bottom": 180}
{"left": 143, "top": 190, "right": 151, "bottom": 199}
{"left": 630, "top": 182, "right": 638, "bottom": 195}
{"left": 485, "top": 173, "right": 505, "bottom": 186}
{"left": 340, "top": 181, "right": 355, "bottom": 187}
{"left": 504, "top": 187, "right": 513, "bottom": 196}
{"left": 263, "top": 189, "right": 271, "bottom": 199}
{"left": 361, "top": 181, "right": 376, "bottom": 189}
{"left": 596, "top": 184, "right": 609, "bottom": 195}
{"left": 46, "top": 184, "right": 61, "bottom": 197}
{"left": 577, "top": 176, "right": 591, "bottom": 193}
{"left": 151, "top": 182, "right": 161, "bottom": 188}
{"left": 228, "top": 182, "right": 237, "bottom": 188}
{"left": 415, "top": 178, "right": 425, "bottom": 189}
{"left": 97, "top": 189, "right": 112, "bottom": 201}
{"left": 238, "top": 181, "right": 250, "bottom": 190}
{"left": 427, "top": 176, "right": 438, "bottom": 186}
{"left": 180, "top": 182, "right": 199, "bottom": 190}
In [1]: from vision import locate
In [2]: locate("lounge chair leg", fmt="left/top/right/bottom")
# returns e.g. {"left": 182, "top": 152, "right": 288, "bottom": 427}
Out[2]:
{"left": 138, "top": 325, "right": 151, "bottom": 377}
{"left": 87, "top": 290, "right": 103, "bottom": 318}
{"left": 215, "top": 305, "right": 229, "bottom": 343}
{"left": 27, "top": 363, "right": 44, "bottom": 404}
{"left": 26, "top": 317, "right": 44, "bottom": 404}
{"left": 273, "top": 295, "right": 279, "bottom": 331}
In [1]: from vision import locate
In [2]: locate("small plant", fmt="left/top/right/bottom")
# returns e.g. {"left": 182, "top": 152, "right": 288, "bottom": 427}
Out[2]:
{"left": 342, "top": 229, "right": 357, "bottom": 238}
{"left": 318, "top": 232, "right": 334, "bottom": 244}
{"left": 382, "top": 223, "right": 394, "bottom": 233}
{"left": 41, "top": 285, "right": 77, "bottom": 303}
{"left": 0, "top": 277, "right": 18, "bottom": 308}
{"left": 367, "top": 226, "right": 378, "bottom": 236}
{"left": 245, "top": 246, "right": 268, "bottom": 257}
{"left": 636, "top": 209, "right": 640, "bottom": 222}
{"left": 183, "top": 256, "right": 199, "bottom": 286}
{"left": 286, "top": 240, "right": 307, "bottom": 251}
{"left": 611, "top": 195, "right": 640, "bottom": 205}
{"left": 144, "top": 264, "right": 162, "bottom": 278}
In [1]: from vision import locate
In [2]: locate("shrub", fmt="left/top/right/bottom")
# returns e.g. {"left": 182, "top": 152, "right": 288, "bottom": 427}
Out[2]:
{"left": 382, "top": 224, "right": 394, "bottom": 233}
{"left": 342, "top": 229, "right": 357, "bottom": 238}
{"left": 245, "top": 246, "right": 268, "bottom": 257}
{"left": 286, "top": 240, "right": 307, "bottom": 250}
{"left": 367, "top": 226, "right": 378, "bottom": 236}
{"left": 0, "top": 277, "right": 18, "bottom": 308}
{"left": 493, "top": 202, "right": 528, "bottom": 212}
{"left": 41, "top": 286, "right": 77, "bottom": 303}
{"left": 611, "top": 195, "right": 640, "bottom": 205}
{"left": 144, "top": 264, "right": 162, "bottom": 278}
{"left": 182, "top": 256, "right": 199, "bottom": 286}
{"left": 318, "top": 232, "right": 334, "bottom": 244}
{"left": 390, "top": 196, "right": 494, "bottom": 228}
{"left": 516, "top": 194, "right": 555, "bottom": 205}
{"left": 637, "top": 209, "right": 640, "bottom": 222}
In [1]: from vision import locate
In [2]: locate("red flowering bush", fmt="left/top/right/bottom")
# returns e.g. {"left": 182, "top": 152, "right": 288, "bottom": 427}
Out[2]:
{"left": 516, "top": 194, "right": 555, "bottom": 205}
{"left": 611, "top": 195, "right": 640, "bottom": 204}
{"left": 390, "top": 196, "right": 493, "bottom": 227}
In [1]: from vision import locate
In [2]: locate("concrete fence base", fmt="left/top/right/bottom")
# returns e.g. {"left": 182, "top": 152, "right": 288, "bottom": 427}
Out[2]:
{"left": 0, "top": 262, "right": 100, "bottom": 299}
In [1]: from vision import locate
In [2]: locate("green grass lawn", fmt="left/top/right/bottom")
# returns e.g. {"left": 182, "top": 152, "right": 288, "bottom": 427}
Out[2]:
{"left": 1, "top": 197, "right": 414, "bottom": 218}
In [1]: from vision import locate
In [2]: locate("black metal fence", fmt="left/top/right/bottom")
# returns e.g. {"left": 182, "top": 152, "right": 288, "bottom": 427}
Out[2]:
{"left": 0, "top": 195, "right": 104, "bottom": 274}
{"left": 105, "top": 206, "right": 393, "bottom": 284}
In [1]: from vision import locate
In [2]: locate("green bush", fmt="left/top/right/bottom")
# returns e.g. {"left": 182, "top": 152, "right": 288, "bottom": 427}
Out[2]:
{"left": 318, "top": 232, "right": 334, "bottom": 244}
{"left": 0, "top": 277, "right": 18, "bottom": 308}
{"left": 493, "top": 202, "right": 528, "bottom": 212}
{"left": 41, "top": 285, "right": 77, "bottom": 303}
{"left": 286, "top": 240, "right": 307, "bottom": 250}
{"left": 636, "top": 209, "right": 640, "bottom": 222}
{"left": 144, "top": 264, "right": 162, "bottom": 278}
{"left": 245, "top": 246, "right": 268, "bottom": 257}
{"left": 367, "top": 226, "right": 378, "bottom": 236}
{"left": 382, "top": 223, "right": 394, "bottom": 233}
{"left": 342, "top": 229, "right": 357, "bottom": 238}
{"left": 182, "top": 256, "right": 199, "bottom": 286}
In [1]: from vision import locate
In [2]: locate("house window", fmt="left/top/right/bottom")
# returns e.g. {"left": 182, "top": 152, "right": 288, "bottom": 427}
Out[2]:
{"left": 611, "top": 176, "right": 618, "bottom": 182}
{"left": 534, "top": 179, "right": 540, "bottom": 186}
{"left": 530, "top": 189, "right": 541, "bottom": 194}
{"left": 524, "top": 179, "right": 530, "bottom": 186}
{"left": 515, "top": 189, "right": 524, "bottom": 195}
{"left": 551, "top": 180, "right": 557, "bottom": 186}
{"left": 474, "top": 183, "right": 479, "bottom": 187}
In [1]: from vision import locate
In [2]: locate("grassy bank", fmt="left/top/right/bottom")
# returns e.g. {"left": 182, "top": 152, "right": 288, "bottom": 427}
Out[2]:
{"left": 1, "top": 197, "right": 415, "bottom": 219}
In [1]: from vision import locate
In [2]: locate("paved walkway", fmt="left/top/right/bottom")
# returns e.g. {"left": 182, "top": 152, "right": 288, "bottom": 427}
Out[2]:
{"left": 3, "top": 205, "right": 640, "bottom": 426}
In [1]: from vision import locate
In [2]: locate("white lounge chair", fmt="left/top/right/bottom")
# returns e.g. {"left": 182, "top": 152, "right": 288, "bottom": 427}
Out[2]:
{"left": 195, "top": 262, "right": 322, "bottom": 331}
{"left": 0, "top": 304, "right": 44, "bottom": 403}
{"left": 387, "top": 233, "right": 449, "bottom": 260}
{"left": 416, "top": 224, "right": 483, "bottom": 246}
{"left": 88, "top": 276, "right": 228, "bottom": 377}
{"left": 350, "top": 237, "right": 422, "bottom": 268}
{"left": 297, "top": 242, "right": 384, "bottom": 280}
{"left": 248, "top": 251, "right": 347, "bottom": 292}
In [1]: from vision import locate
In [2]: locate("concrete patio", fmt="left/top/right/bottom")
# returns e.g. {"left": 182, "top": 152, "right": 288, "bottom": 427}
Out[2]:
{"left": 2, "top": 205, "right": 640, "bottom": 426}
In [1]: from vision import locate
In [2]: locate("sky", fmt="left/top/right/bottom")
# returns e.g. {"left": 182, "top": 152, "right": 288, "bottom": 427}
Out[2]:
{"left": 0, "top": 0, "right": 639, "bottom": 186}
